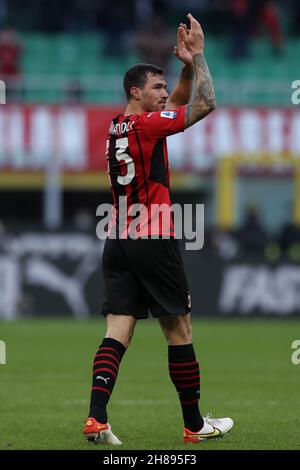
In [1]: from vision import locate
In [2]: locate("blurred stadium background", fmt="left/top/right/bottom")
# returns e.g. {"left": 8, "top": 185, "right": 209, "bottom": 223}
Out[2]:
{"left": 0, "top": 0, "right": 300, "bottom": 320}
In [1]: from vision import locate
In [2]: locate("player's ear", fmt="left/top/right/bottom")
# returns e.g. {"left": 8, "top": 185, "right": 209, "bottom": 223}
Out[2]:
{"left": 130, "top": 86, "right": 142, "bottom": 101}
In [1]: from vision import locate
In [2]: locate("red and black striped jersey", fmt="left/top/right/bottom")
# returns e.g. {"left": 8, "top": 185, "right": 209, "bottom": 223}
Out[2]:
{"left": 105, "top": 106, "right": 186, "bottom": 237}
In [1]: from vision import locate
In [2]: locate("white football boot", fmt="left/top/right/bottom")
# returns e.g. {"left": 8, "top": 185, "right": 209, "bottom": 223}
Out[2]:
{"left": 184, "top": 414, "right": 234, "bottom": 442}
{"left": 84, "top": 418, "right": 122, "bottom": 445}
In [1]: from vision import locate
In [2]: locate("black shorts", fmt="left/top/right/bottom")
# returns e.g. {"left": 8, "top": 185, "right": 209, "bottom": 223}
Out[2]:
{"left": 101, "top": 238, "right": 191, "bottom": 319}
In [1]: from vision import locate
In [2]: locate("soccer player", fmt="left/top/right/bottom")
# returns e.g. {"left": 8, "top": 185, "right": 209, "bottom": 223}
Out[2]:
{"left": 84, "top": 14, "right": 233, "bottom": 444}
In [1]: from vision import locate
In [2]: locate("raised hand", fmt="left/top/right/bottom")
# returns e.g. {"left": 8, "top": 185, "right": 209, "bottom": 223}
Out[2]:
{"left": 181, "top": 13, "right": 205, "bottom": 56}
{"left": 183, "top": 13, "right": 216, "bottom": 127}
{"left": 174, "top": 23, "right": 193, "bottom": 65}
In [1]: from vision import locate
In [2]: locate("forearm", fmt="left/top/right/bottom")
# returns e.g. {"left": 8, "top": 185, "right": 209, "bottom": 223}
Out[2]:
{"left": 185, "top": 53, "right": 216, "bottom": 127}
{"left": 176, "top": 63, "right": 194, "bottom": 102}
{"left": 166, "top": 64, "right": 194, "bottom": 108}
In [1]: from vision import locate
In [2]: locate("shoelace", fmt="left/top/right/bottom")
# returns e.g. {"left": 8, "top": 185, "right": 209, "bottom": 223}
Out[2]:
{"left": 205, "top": 413, "right": 223, "bottom": 427}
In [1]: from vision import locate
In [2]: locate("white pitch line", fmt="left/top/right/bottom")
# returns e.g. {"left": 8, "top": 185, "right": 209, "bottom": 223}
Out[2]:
{"left": 63, "top": 399, "right": 172, "bottom": 406}
{"left": 63, "top": 399, "right": 285, "bottom": 407}
{"left": 116, "top": 400, "right": 172, "bottom": 406}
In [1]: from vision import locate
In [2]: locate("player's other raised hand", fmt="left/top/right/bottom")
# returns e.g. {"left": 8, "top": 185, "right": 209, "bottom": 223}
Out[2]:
{"left": 174, "top": 23, "right": 193, "bottom": 65}
{"left": 180, "top": 13, "right": 205, "bottom": 56}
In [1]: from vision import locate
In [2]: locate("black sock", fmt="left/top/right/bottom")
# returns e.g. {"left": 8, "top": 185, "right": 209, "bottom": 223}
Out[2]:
{"left": 89, "top": 337, "right": 126, "bottom": 423}
{"left": 168, "top": 343, "right": 204, "bottom": 432}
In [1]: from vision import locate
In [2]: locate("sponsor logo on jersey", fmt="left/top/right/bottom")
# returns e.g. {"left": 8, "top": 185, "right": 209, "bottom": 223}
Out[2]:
{"left": 160, "top": 111, "right": 177, "bottom": 119}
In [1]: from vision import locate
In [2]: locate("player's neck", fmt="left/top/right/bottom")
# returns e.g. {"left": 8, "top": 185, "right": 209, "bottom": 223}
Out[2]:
{"left": 124, "top": 101, "right": 143, "bottom": 116}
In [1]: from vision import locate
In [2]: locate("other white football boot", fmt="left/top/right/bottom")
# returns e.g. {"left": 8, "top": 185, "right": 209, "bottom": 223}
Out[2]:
{"left": 184, "top": 414, "right": 234, "bottom": 442}
{"left": 84, "top": 418, "right": 122, "bottom": 445}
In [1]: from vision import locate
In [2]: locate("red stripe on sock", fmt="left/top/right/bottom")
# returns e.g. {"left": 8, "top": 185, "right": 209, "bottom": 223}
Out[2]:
{"left": 171, "top": 375, "right": 200, "bottom": 382}
{"left": 181, "top": 398, "right": 199, "bottom": 405}
{"left": 93, "top": 367, "right": 117, "bottom": 380}
{"left": 98, "top": 347, "right": 121, "bottom": 361}
{"left": 169, "top": 361, "right": 198, "bottom": 368}
{"left": 176, "top": 382, "right": 200, "bottom": 389}
{"left": 92, "top": 387, "right": 111, "bottom": 396}
{"left": 93, "top": 360, "right": 118, "bottom": 371}
{"left": 170, "top": 368, "right": 199, "bottom": 375}
{"left": 95, "top": 353, "right": 120, "bottom": 364}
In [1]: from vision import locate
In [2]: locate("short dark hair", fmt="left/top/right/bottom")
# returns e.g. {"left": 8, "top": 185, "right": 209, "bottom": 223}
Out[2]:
{"left": 123, "top": 63, "right": 165, "bottom": 101}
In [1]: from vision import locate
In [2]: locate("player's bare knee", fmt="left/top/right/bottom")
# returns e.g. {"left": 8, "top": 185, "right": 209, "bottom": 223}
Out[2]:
{"left": 105, "top": 314, "right": 136, "bottom": 347}
{"left": 185, "top": 321, "right": 193, "bottom": 342}
{"left": 175, "top": 327, "right": 192, "bottom": 344}
{"left": 127, "top": 332, "right": 134, "bottom": 346}
{"left": 160, "top": 314, "right": 192, "bottom": 344}
{"left": 105, "top": 325, "right": 135, "bottom": 348}
{"left": 105, "top": 331, "right": 131, "bottom": 348}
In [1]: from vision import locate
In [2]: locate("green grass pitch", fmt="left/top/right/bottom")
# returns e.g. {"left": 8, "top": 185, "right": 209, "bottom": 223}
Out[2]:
{"left": 0, "top": 318, "right": 299, "bottom": 450}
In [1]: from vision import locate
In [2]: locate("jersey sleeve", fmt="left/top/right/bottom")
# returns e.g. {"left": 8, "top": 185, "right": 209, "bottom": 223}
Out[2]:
{"left": 139, "top": 106, "right": 186, "bottom": 140}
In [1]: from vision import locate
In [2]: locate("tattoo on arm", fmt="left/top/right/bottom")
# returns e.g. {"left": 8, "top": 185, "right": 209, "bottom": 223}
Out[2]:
{"left": 185, "top": 53, "right": 216, "bottom": 128}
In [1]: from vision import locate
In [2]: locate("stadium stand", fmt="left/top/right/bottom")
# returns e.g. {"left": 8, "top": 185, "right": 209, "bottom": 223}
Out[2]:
{"left": 17, "top": 34, "right": 298, "bottom": 105}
